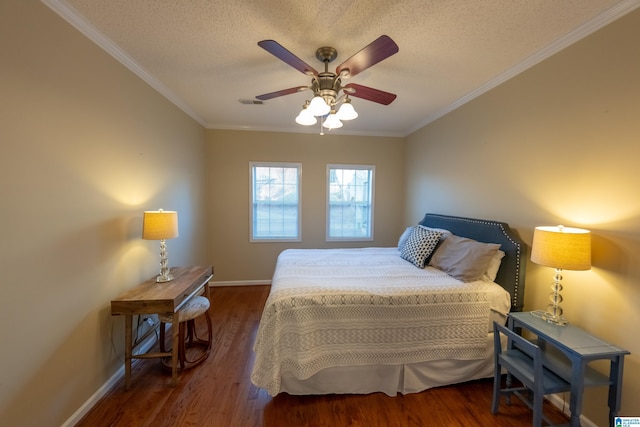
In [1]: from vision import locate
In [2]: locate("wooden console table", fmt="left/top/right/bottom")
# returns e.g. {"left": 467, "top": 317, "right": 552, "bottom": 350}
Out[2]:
{"left": 111, "top": 265, "right": 213, "bottom": 389}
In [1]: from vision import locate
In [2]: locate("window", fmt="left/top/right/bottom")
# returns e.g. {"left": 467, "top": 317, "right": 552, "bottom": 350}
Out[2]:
{"left": 327, "top": 165, "right": 374, "bottom": 241}
{"left": 250, "top": 162, "right": 301, "bottom": 242}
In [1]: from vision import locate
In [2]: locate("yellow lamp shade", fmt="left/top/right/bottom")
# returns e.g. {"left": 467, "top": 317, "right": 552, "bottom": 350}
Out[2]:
{"left": 142, "top": 210, "right": 178, "bottom": 240}
{"left": 531, "top": 225, "right": 591, "bottom": 271}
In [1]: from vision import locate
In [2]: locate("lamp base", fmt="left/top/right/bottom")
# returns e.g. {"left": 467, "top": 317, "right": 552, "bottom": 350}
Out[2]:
{"left": 541, "top": 311, "right": 567, "bottom": 326}
{"left": 156, "top": 238, "right": 173, "bottom": 283}
{"left": 530, "top": 310, "right": 568, "bottom": 326}
{"left": 156, "top": 273, "right": 174, "bottom": 283}
{"left": 530, "top": 268, "right": 569, "bottom": 326}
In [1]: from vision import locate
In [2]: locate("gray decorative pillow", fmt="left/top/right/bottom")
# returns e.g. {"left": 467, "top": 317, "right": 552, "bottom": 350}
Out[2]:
{"left": 400, "top": 227, "right": 442, "bottom": 268}
{"left": 429, "top": 234, "right": 501, "bottom": 282}
{"left": 417, "top": 225, "right": 453, "bottom": 241}
{"left": 397, "top": 226, "right": 414, "bottom": 250}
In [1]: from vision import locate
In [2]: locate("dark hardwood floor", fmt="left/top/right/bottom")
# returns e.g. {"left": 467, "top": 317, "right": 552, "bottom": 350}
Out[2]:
{"left": 76, "top": 285, "right": 569, "bottom": 426}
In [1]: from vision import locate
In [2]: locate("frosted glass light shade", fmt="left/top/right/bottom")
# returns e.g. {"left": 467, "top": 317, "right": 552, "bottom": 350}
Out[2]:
{"left": 531, "top": 225, "right": 591, "bottom": 270}
{"left": 308, "top": 95, "right": 330, "bottom": 116}
{"left": 323, "top": 112, "right": 343, "bottom": 129}
{"left": 295, "top": 107, "right": 317, "bottom": 125}
{"left": 336, "top": 99, "right": 358, "bottom": 120}
{"left": 142, "top": 210, "right": 179, "bottom": 240}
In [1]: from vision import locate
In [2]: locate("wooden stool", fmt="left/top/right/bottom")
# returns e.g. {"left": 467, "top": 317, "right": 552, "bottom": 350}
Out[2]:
{"left": 158, "top": 295, "right": 212, "bottom": 371}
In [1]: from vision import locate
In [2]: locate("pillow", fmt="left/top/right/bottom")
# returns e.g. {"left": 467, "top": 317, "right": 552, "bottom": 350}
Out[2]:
{"left": 483, "top": 250, "right": 505, "bottom": 282}
{"left": 400, "top": 227, "right": 442, "bottom": 268}
{"left": 397, "top": 226, "right": 414, "bottom": 250}
{"left": 417, "top": 225, "right": 452, "bottom": 240}
{"left": 429, "top": 234, "right": 501, "bottom": 282}
{"left": 399, "top": 225, "right": 451, "bottom": 251}
{"left": 416, "top": 225, "right": 453, "bottom": 263}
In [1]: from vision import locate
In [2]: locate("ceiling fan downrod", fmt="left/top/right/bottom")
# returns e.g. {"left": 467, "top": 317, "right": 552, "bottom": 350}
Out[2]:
{"left": 313, "top": 46, "right": 343, "bottom": 107}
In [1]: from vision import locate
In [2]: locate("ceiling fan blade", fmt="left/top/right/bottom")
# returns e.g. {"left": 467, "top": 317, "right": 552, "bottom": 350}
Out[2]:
{"left": 344, "top": 83, "right": 397, "bottom": 105}
{"left": 258, "top": 40, "right": 318, "bottom": 76}
{"left": 336, "top": 35, "right": 399, "bottom": 78}
{"left": 256, "top": 86, "right": 309, "bottom": 101}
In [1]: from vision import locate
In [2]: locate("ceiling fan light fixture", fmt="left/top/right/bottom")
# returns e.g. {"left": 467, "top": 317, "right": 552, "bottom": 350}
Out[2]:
{"left": 308, "top": 95, "right": 331, "bottom": 116}
{"left": 323, "top": 111, "right": 343, "bottom": 129}
{"left": 295, "top": 104, "right": 317, "bottom": 126}
{"left": 336, "top": 98, "right": 358, "bottom": 121}
{"left": 256, "top": 36, "right": 398, "bottom": 134}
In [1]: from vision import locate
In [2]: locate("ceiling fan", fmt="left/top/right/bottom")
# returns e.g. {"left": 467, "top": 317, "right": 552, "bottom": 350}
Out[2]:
{"left": 255, "top": 35, "right": 399, "bottom": 130}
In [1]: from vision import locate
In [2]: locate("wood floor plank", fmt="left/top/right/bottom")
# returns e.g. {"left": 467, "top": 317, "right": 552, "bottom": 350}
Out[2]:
{"left": 76, "top": 285, "right": 569, "bottom": 426}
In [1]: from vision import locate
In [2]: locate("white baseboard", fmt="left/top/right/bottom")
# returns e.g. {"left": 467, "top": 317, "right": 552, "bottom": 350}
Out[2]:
{"left": 60, "top": 283, "right": 268, "bottom": 426}
{"left": 547, "top": 393, "right": 597, "bottom": 427}
{"left": 63, "top": 341, "right": 595, "bottom": 427}
{"left": 209, "top": 280, "right": 271, "bottom": 287}
{"left": 60, "top": 332, "right": 159, "bottom": 427}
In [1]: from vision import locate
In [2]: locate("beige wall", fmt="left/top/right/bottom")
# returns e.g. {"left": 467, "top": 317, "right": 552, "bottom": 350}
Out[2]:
{"left": 0, "top": 2, "right": 208, "bottom": 426}
{"left": 5, "top": 0, "right": 640, "bottom": 426}
{"left": 206, "top": 129, "right": 405, "bottom": 282}
{"left": 405, "top": 8, "right": 640, "bottom": 425}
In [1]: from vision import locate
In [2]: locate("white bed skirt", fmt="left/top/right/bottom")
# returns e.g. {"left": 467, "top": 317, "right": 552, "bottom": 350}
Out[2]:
{"left": 279, "top": 332, "right": 503, "bottom": 396}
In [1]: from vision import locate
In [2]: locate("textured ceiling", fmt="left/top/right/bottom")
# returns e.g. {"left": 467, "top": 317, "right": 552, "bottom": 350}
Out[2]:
{"left": 44, "top": 0, "right": 639, "bottom": 136}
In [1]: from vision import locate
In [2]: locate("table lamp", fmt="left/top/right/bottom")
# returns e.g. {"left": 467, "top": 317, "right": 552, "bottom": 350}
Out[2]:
{"left": 142, "top": 209, "right": 179, "bottom": 282}
{"left": 530, "top": 225, "right": 591, "bottom": 325}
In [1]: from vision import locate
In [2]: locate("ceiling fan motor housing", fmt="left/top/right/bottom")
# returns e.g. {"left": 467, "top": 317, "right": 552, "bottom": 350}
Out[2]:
{"left": 313, "top": 72, "right": 342, "bottom": 107}
{"left": 312, "top": 47, "right": 342, "bottom": 107}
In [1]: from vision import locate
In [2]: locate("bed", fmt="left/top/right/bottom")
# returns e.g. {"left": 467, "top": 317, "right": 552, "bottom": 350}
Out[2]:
{"left": 250, "top": 213, "right": 526, "bottom": 396}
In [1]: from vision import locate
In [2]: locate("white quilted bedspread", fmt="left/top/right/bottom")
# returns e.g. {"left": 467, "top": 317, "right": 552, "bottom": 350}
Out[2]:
{"left": 250, "top": 247, "right": 510, "bottom": 396}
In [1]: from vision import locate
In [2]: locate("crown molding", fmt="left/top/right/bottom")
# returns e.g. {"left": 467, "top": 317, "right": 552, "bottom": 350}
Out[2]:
{"left": 40, "top": 0, "right": 640, "bottom": 137}
{"left": 41, "top": 0, "right": 207, "bottom": 127}
{"left": 406, "top": 0, "right": 640, "bottom": 136}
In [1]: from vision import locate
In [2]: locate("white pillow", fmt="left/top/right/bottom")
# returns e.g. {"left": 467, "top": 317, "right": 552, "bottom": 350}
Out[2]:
{"left": 482, "top": 250, "right": 505, "bottom": 282}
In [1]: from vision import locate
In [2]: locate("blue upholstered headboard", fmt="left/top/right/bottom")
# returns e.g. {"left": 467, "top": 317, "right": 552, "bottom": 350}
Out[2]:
{"left": 419, "top": 213, "right": 527, "bottom": 312}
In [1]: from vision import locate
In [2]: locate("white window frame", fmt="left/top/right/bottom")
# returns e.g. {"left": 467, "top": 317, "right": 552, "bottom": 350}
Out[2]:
{"left": 326, "top": 164, "right": 375, "bottom": 242}
{"left": 250, "top": 162, "right": 302, "bottom": 242}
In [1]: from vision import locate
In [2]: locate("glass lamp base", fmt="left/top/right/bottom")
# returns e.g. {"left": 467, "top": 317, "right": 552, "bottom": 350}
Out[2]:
{"left": 156, "top": 273, "right": 174, "bottom": 283}
{"left": 541, "top": 311, "right": 567, "bottom": 326}
{"left": 542, "top": 268, "right": 568, "bottom": 325}
{"left": 156, "top": 239, "right": 173, "bottom": 282}
{"left": 530, "top": 310, "right": 568, "bottom": 326}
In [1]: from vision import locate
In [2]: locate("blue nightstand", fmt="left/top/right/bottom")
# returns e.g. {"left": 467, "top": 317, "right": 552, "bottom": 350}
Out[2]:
{"left": 507, "top": 312, "right": 629, "bottom": 427}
